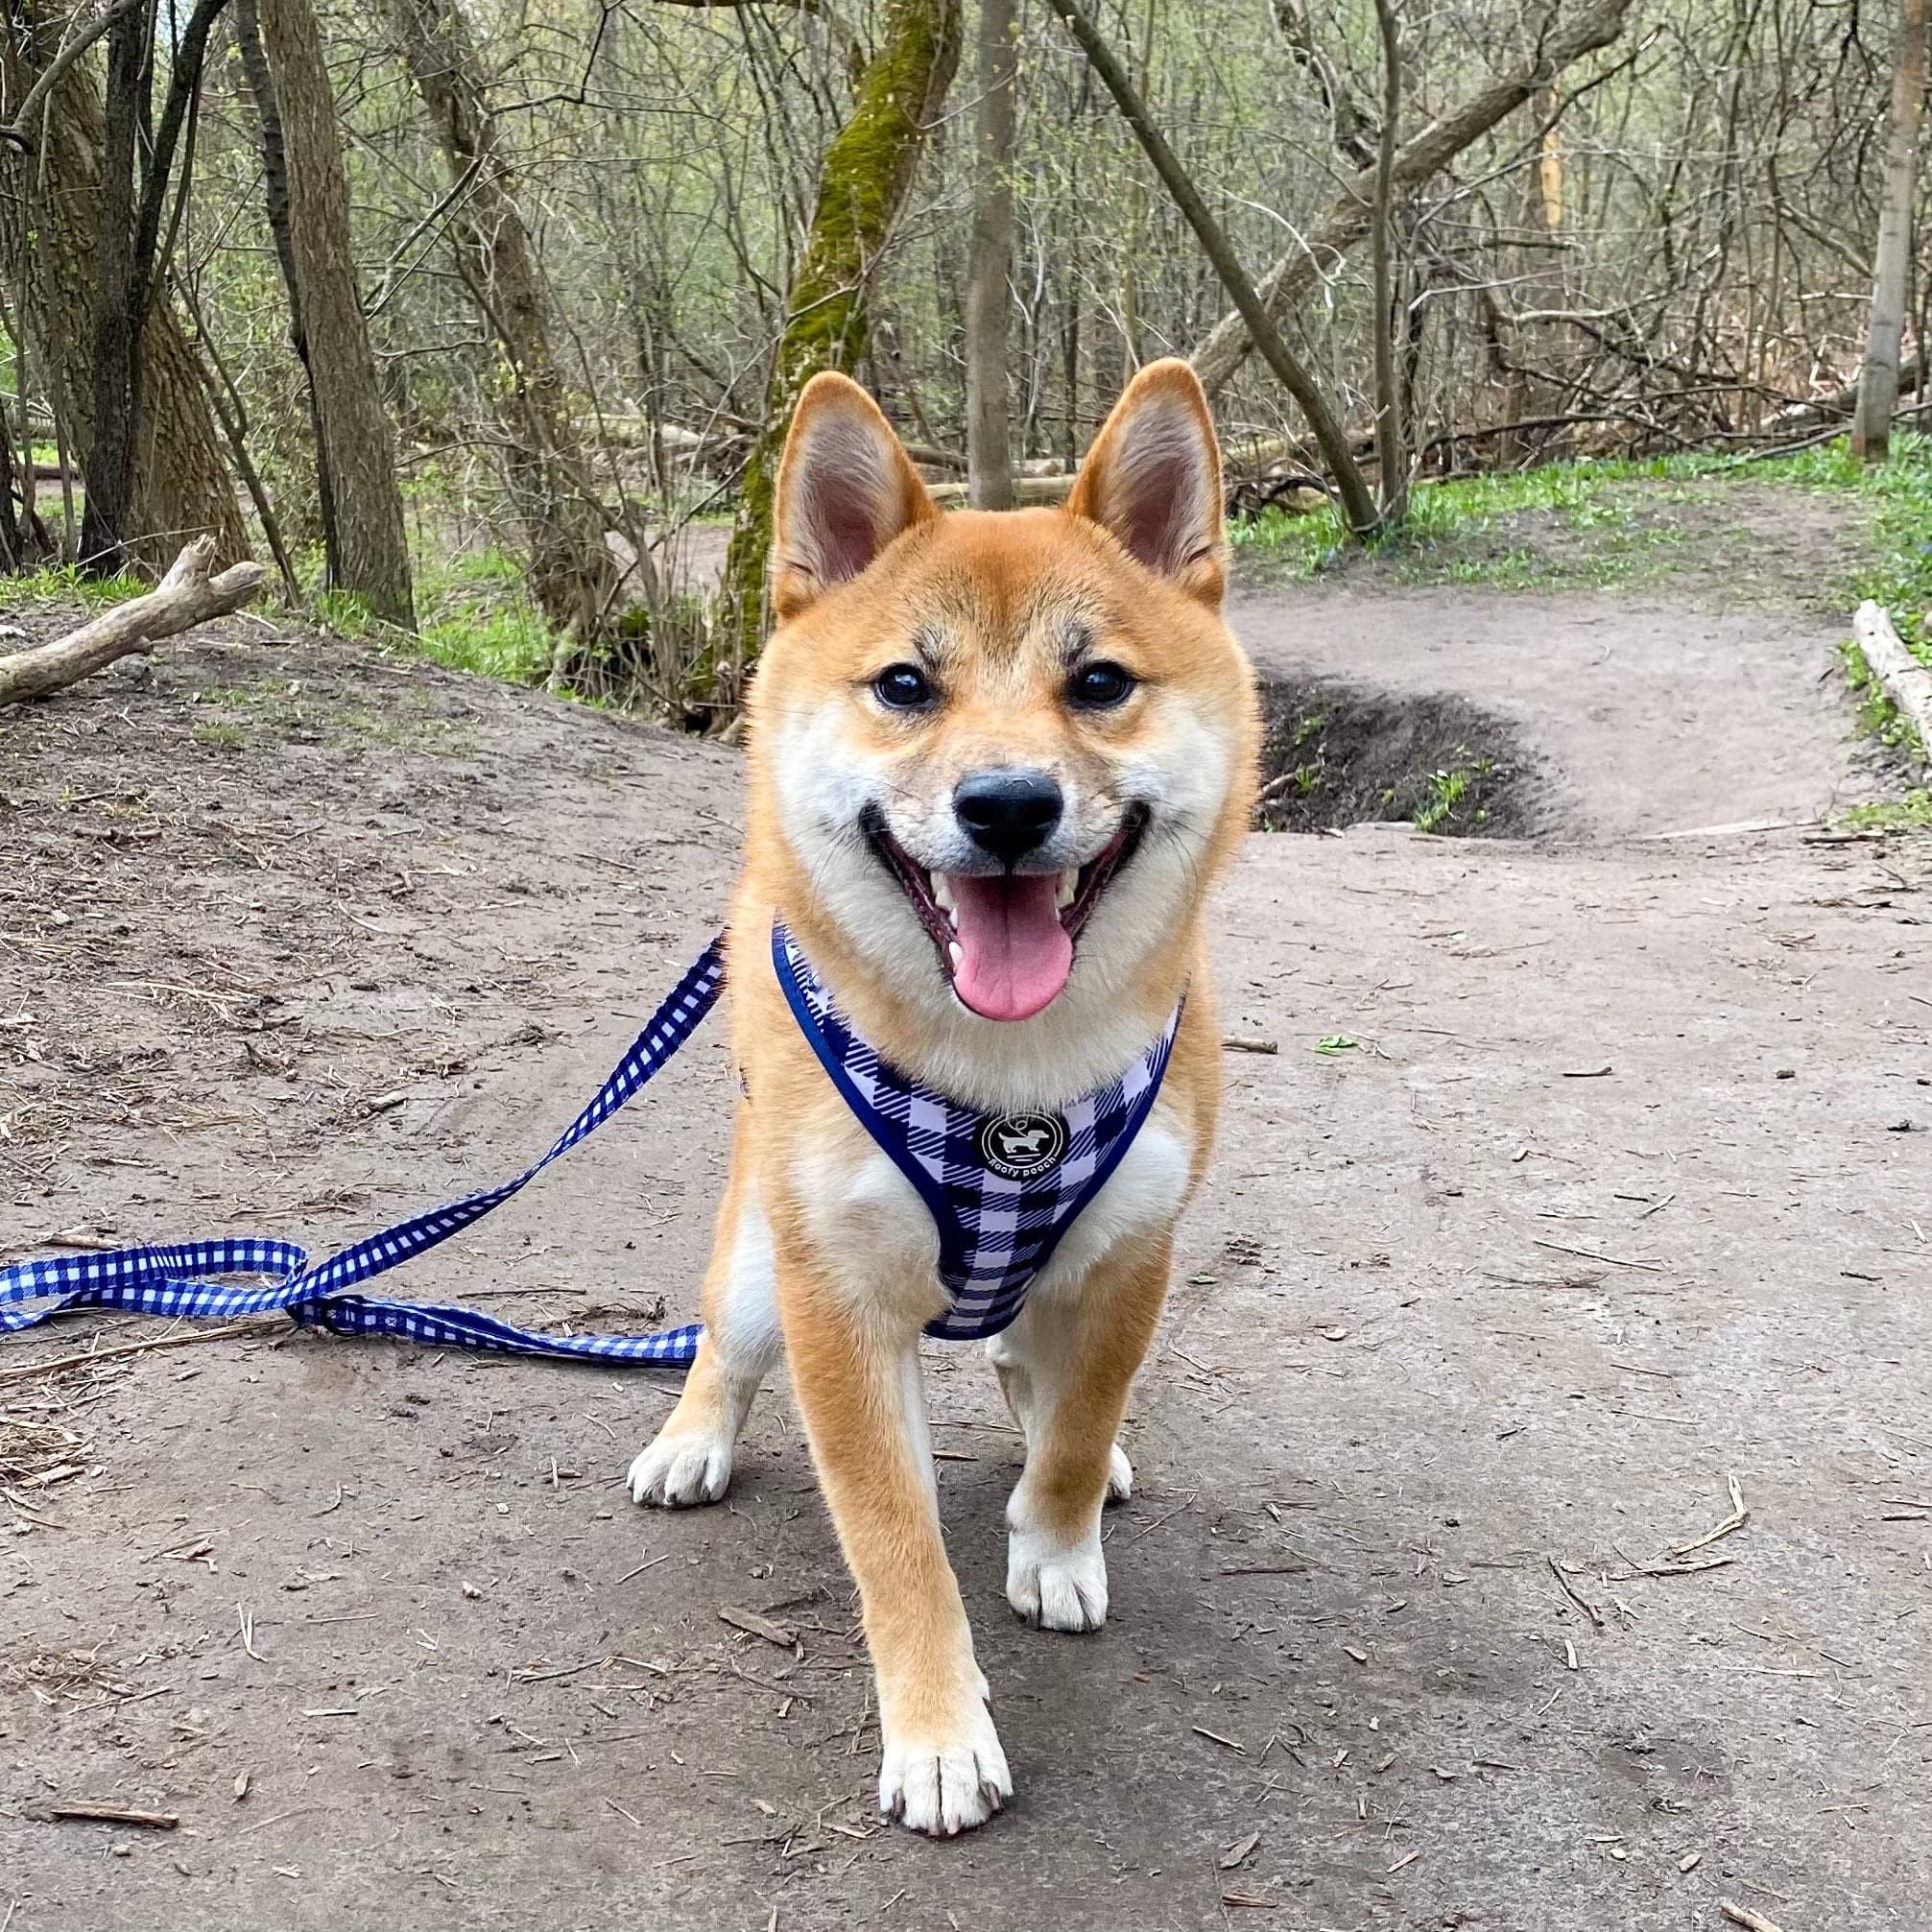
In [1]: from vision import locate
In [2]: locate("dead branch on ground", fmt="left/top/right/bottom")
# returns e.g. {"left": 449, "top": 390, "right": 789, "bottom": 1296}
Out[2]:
{"left": 0, "top": 538, "right": 267, "bottom": 707}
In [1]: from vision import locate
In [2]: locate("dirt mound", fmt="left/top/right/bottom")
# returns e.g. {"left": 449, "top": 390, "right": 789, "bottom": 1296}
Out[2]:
{"left": 1254, "top": 674, "right": 1544, "bottom": 837}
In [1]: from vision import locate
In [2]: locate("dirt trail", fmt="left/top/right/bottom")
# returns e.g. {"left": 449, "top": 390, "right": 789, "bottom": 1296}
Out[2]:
{"left": 2, "top": 544, "right": 1928, "bottom": 1930}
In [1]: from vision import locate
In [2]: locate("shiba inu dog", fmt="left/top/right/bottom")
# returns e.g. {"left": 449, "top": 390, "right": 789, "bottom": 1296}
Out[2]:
{"left": 628, "top": 359, "right": 1258, "bottom": 1835}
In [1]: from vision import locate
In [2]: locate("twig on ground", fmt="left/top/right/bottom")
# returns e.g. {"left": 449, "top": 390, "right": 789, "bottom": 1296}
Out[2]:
{"left": 1721, "top": 1901, "right": 1787, "bottom": 1932}
{"left": 35, "top": 1801, "right": 179, "bottom": 1829}
{"left": 1672, "top": 1475, "right": 1749, "bottom": 1559}
{"left": 1530, "top": 1238, "right": 1666, "bottom": 1273}
{"left": 1546, "top": 1555, "right": 1607, "bottom": 1629}
{"left": 0, "top": 1318, "right": 284, "bottom": 1381}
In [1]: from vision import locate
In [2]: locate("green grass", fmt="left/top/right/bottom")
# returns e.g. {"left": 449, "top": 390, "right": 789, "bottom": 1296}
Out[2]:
{"left": 1838, "top": 638, "right": 1923, "bottom": 757}
{"left": 309, "top": 545, "right": 559, "bottom": 685}
{"left": 0, "top": 561, "right": 146, "bottom": 610}
{"left": 1228, "top": 458, "right": 1677, "bottom": 585}
{"left": 411, "top": 546, "right": 556, "bottom": 684}
{"left": 1229, "top": 433, "right": 1932, "bottom": 634}
{"left": 1758, "top": 434, "right": 1932, "bottom": 663}
{"left": 1841, "top": 790, "right": 1932, "bottom": 831}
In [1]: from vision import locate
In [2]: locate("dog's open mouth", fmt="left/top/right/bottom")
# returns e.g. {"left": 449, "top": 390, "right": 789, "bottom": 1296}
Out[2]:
{"left": 862, "top": 804, "right": 1149, "bottom": 1023}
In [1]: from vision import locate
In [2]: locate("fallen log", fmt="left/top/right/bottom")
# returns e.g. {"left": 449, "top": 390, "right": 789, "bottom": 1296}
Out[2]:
{"left": 1852, "top": 600, "right": 1932, "bottom": 767}
{"left": 928, "top": 474, "right": 1074, "bottom": 509}
{"left": 0, "top": 537, "right": 267, "bottom": 707}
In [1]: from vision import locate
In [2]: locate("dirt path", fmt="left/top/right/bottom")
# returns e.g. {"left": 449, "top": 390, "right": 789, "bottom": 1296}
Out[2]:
{"left": 2, "top": 537, "right": 1928, "bottom": 1930}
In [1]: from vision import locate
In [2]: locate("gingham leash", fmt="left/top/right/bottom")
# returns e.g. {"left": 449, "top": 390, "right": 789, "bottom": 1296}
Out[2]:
{"left": 0, "top": 937, "right": 727, "bottom": 1367}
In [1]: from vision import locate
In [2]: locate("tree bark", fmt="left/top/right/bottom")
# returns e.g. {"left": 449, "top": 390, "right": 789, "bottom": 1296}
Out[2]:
{"left": 79, "top": 0, "right": 230, "bottom": 572}
{"left": 965, "top": 0, "right": 1017, "bottom": 510}
{"left": 386, "top": 0, "right": 618, "bottom": 663}
{"left": 250, "top": 0, "right": 416, "bottom": 623}
{"left": 1851, "top": 0, "right": 1927, "bottom": 463}
{"left": 0, "top": 537, "right": 264, "bottom": 705}
{"left": 77, "top": 0, "right": 144, "bottom": 568}
{"left": 233, "top": 0, "right": 335, "bottom": 568}
{"left": 1047, "top": 0, "right": 1381, "bottom": 537}
{"left": 1370, "top": 0, "right": 1405, "bottom": 522}
{"left": 720, "top": 0, "right": 963, "bottom": 672}
{"left": 1188, "top": 0, "right": 1634, "bottom": 397}
{"left": 2, "top": 0, "right": 245, "bottom": 571}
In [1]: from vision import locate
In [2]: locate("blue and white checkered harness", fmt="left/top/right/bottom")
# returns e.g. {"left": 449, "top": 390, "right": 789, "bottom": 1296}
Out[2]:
{"left": 0, "top": 926, "right": 1180, "bottom": 1366}
{"left": 772, "top": 925, "right": 1180, "bottom": 1342}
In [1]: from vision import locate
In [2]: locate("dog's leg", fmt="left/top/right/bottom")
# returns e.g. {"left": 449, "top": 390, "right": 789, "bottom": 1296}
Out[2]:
{"left": 988, "top": 1233, "right": 1171, "bottom": 1633}
{"left": 628, "top": 1164, "right": 781, "bottom": 1508}
{"left": 780, "top": 1252, "right": 1010, "bottom": 1837}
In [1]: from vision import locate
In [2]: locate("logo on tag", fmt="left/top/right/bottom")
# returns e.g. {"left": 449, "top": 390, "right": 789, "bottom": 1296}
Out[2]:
{"left": 978, "top": 1110, "right": 1068, "bottom": 1180}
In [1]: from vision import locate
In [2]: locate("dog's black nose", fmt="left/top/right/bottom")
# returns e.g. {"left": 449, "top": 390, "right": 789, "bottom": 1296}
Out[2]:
{"left": 954, "top": 769, "right": 1063, "bottom": 866}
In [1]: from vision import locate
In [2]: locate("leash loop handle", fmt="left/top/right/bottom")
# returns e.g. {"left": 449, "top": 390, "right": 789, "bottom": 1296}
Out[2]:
{"left": 0, "top": 938, "right": 727, "bottom": 1366}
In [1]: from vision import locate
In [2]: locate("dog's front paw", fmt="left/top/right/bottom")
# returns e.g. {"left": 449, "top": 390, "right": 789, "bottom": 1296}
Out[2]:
{"left": 1106, "top": 1440, "right": 1133, "bottom": 1504}
{"left": 1006, "top": 1524, "right": 1109, "bottom": 1633}
{"left": 627, "top": 1428, "right": 732, "bottom": 1508}
{"left": 878, "top": 1701, "right": 1012, "bottom": 1837}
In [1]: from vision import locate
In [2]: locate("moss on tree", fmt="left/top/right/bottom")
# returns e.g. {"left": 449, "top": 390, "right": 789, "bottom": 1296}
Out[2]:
{"left": 720, "top": 0, "right": 962, "bottom": 685}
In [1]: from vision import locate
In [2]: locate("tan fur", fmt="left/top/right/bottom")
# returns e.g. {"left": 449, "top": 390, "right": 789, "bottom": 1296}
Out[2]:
{"left": 631, "top": 361, "right": 1259, "bottom": 1835}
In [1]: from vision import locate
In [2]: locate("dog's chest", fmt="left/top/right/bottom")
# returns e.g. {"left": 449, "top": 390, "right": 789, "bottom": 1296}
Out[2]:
{"left": 792, "top": 1102, "right": 1192, "bottom": 1324}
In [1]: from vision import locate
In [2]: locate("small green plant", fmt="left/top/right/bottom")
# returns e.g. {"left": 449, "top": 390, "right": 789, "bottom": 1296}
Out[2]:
{"left": 1413, "top": 751, "right": 1495, "bottom": 834}
{"left": 1841, "top": 790, "right": 1932, "bottom": 831}
{"left": 1839, "top": 638, "right": 1922, "bottom": 756}
{"left": 191, "top": 719, "right": 246, "bottom": 749}
{"left": 1314, "top": 1033, "right": 1360, "bottom": 1055}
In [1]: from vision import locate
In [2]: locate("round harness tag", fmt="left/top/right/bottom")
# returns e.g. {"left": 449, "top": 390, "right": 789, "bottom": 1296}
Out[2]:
{"left": 977, "top": 1110, "right": 1069, "bottom": 1181}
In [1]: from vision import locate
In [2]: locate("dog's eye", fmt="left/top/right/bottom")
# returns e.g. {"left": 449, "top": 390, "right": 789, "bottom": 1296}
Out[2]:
{"left": 1069, "top": 661, "right": 1135, "bottom": 709}
{"left": 871, "top": 663, "right": 936, "bottom": 711}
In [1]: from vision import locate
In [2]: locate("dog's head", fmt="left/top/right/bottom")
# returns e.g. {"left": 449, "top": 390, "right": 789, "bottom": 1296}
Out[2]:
{"left": 748, "top": 360, "right": 1257, "bottom": 1046}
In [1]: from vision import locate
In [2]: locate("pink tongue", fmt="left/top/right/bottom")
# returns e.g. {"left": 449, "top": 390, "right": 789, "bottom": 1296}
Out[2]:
{"left": 945, "top": 872, "right": 1072, "bottom": 1021}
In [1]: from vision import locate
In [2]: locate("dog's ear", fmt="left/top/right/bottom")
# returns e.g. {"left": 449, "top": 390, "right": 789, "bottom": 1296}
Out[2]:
{"left": 1067, "top": 359, "right": 1225, "bottom": 607}
{"left": 771, "top": 372, "right": 938, "bottom": 621}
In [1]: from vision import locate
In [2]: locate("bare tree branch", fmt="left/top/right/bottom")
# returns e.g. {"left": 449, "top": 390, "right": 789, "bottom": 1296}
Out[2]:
{"left": 1046, "top": 0, "right": 1381, "bottom": 536}
{"left": 1189, "top": 0, "right": 1635, "bottom": 396}
{"left": 0, "top": 0, "right": 140, "bottom": 150}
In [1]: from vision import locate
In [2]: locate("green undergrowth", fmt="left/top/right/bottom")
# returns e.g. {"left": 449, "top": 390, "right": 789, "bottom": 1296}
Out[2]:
{"left": 1230, "top": 434, "right": 1932, "bottom": 646}
{"left": 1841, "top": 790, "right": 1932, "bottom": 831}
{"left": 1838, "top": 639, "right": 1921, "bottom": 752}
{"left": 0, "top": 561, "right": 146, "bottom": 610}
{"left": 415, "top": 548, "right": 556, "bottom": 683}
{"left": 315, "top": 545, "right": 558, "bottom": 686}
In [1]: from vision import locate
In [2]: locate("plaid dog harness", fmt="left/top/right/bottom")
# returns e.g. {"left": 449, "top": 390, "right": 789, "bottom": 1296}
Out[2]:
{"left": 0, "top": 926, "right": 1178, "bottom": 1364}
{"left": 772, "top": 924, "right": 1181, "bottom": 1342}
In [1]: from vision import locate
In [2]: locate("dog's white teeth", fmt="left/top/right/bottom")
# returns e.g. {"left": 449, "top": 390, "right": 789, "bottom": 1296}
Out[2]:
{"left": 947, "top": 940, "right": 964, "bottom": 971}
{"left": 1056, "top": 869, "right": 1079, "bottom": 910}
{"left": 931, "top": 872, "right": 958, "bottom": 922}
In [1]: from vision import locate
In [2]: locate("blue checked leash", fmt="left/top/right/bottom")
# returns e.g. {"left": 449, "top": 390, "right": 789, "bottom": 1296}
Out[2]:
{"left": 0, "top": 938, "right": 727, "bottom": 1367}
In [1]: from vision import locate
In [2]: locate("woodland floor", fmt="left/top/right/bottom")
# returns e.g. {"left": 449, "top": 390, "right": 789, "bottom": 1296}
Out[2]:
{"left": 1, "top": 484, "right": 1929, "bottom": 1931}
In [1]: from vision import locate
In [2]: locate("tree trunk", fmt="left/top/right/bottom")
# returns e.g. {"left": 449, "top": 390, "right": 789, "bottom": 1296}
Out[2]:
{"left": 1188, "top": 0, "right": 1634, "bottom": 397}
{"left": 77, "top": 0, "right": 144, "bottom": 569}
{"left": 2, "top": 0, "right": 245, "bottom": 572}
{"left": 1370, "top": 0, "right": 1405, "bottom": 522}
{"left": 721, "top": 0, "right": 964, "bottom": 676}
{"left": 966, "top": 0, "right": 1017, "bottom": 510}
{"left": 1047, "top": 0, "right": 1381, "bottom": 537}
{"left": 1852, "top": 0, "right": 1927, "bottom": 464}
{"left": 386, "top": 0, "right": 617, "bottom": 665}
{"left": 249, "top": 0, "right": 415, "bottom": 623}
